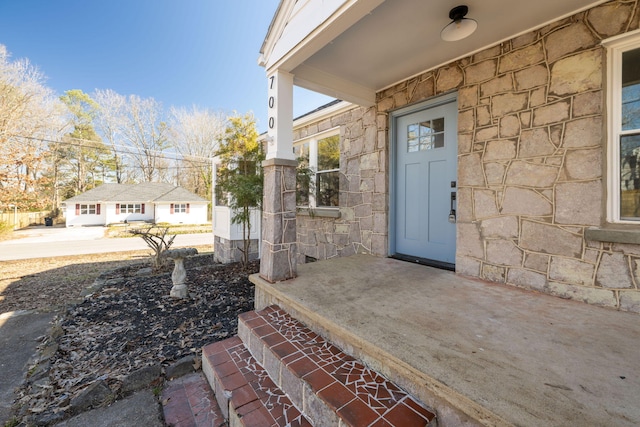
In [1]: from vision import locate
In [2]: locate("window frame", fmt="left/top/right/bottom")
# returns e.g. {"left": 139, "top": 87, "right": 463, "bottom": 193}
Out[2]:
{"left": 80, "top": 204, "right": 96, "bottom": 215}
{"left": 293, "top": 127, "right": 341, "bottom": 209}
{"left": 605, "top": 30, "right": 640, "bottom": 223}
{"left": 120, "top": 203, "right": 141, "bottom": 214}
{"left": 174, "top": 203, "right": 187, "bottom": 214}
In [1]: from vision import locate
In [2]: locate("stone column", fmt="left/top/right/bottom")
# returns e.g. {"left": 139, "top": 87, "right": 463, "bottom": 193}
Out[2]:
{"left": 260, "top": 158, "right": 298, "bottom": 282}
{"left": 260, "top": 69, "right": 298, "bottom": 282}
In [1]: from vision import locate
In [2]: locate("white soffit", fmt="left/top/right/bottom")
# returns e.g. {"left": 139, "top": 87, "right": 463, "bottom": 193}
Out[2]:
{"left": 263, "top": 0, "right": 608, "bottom": 105}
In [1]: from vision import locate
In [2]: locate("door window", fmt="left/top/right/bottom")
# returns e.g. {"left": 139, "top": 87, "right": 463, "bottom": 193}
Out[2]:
{"left": 407, "top": 118, "right": 445, "bottom": 152}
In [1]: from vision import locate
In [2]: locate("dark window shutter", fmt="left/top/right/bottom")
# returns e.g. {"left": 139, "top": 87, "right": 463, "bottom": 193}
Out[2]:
{"left": 96, "top": 204, "right": 101, "bottom": 215}
{"left": 186, "top": 203, "right": 190, "bottom": 214}
{"left": 116, "top": 203, "right": 120, "bottom": 215}
{"left": 75, "top": 204, "right": 80, "bottom": 215}
{"left": 141, "top": 204, "right": 145, "bottom": 214}
{"left": 170, "top": 203, "right": 174, "bottom": 214}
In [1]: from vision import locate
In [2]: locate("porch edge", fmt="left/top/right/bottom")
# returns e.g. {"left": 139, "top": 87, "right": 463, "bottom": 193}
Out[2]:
{"left": 249, "top": 273, "right": 515, "bottom": 427}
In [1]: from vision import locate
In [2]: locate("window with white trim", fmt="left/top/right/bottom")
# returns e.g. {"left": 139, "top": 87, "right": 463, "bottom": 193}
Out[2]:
{"left": 80, "top": 204, "right": 96, "bottom": 215}
{"left": 293, "top": 130, "right": 340, "bottom": 208}
{"left": 174, "top": 203, "right": 187, "bottom": 213}
{"left": 606, "top": 32, "right": 640, "bottom": 222}
{"left": 120, "top": 203, "right": 141, "bottom": 214}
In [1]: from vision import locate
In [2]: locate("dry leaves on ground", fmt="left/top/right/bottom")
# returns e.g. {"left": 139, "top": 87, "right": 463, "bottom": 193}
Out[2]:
{"left": 0, "top": 246, "right": 211, "bottom": 314}
{"left": 6, "top": 252, "right": 257, "bottom": 425}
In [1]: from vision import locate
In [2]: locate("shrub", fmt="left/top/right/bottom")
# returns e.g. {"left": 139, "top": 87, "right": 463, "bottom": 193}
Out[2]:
{"left": 128, "top": 226, "right": 176, "bottom": 270}
{"left": 0, "top": 221, "right": 12, "bottom": 239}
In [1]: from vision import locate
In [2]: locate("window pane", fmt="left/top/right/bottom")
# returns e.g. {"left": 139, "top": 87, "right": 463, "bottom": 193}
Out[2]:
{"left": 408, "top": 124, "right": 419, "bottom": 139}
{"left": 317, "top": 135, "right": 340, "bottom": 171}
{"left": 295, "top": 141, "right": 311, "bottom": 206}
{"left": 419, "top": 121, "right": 432, "bottom": 136}
{"left": 433, "top": 133, "right": 445, "bottom": 149}
{"left": 419, "top": 135, "right": 432, "bottom": 151}
{"left": 316, "top": 171, "right": 339, "bottom": 207}
{"left": 432, "top": 118, "right": 445, "bottom": 133}
{"left": 622, "top": 48, "right": 640, "bottom": 131}
{"left": 620, "top": 133, "right": 640, "bottom": 220}
{"left": 408, "top": 138, "right": 419, "bottom": 152}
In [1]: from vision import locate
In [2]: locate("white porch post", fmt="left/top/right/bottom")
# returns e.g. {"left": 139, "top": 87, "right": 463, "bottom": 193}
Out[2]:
{"left": 265, "top": 70, "right": 296, "bottom": 161}
{"left": 260, "top": 69, "right": 298, "bottom": 282}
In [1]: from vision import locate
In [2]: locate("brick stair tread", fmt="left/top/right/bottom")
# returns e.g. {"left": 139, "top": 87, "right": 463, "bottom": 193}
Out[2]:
{"left": 162, "top": 372, "right": 226, "bottom": 427}
{"left": 240, "top": 305, "right": 436, "bottom": 427}
{"left": 203, "top": 335, "right": 313, "bottom": 426}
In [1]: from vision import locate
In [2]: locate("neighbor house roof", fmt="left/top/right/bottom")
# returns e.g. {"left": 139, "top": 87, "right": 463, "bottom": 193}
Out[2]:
{"left": 63, "top": 183, "right": 208, "bottom": 204}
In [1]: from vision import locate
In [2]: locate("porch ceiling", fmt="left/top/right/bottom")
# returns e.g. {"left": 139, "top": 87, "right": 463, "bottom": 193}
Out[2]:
{"left": 279, "top": 0, "right": 607, "bottom": 106}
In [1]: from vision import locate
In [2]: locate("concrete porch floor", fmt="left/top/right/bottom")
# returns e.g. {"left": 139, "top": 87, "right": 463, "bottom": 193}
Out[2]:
{"left": 250, "top": 254, "right": 640, "bottom": 427}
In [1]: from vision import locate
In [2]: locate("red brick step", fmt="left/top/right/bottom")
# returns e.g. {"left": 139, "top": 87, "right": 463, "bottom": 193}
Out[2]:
{"left": 237, "top": 305, "right": 436, "bottom": 427}
{"left": 202, "top": 335, "right": 312, "bottom": 426}
{"left": 161, "top": 372, "right": 226, "bottom": 427}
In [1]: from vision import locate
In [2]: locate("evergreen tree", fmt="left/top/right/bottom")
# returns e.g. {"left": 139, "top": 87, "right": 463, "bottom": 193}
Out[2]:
{"left": 215, "top": 113, "right": 263, "bottom": 266}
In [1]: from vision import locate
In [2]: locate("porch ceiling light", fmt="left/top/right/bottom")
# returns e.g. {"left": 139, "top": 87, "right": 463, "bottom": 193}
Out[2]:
{"left": 440, "top": 5, "right": 477, "bottom": 42}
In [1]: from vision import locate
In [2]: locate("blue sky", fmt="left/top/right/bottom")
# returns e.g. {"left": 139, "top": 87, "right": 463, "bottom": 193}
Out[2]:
{"left": 0, "top": 0, "right": 333, "bottom": 133}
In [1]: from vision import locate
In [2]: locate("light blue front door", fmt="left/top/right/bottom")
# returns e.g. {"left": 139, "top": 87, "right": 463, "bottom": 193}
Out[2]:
{"left": 393, "top": 98, "right": 458, "bottom": 266}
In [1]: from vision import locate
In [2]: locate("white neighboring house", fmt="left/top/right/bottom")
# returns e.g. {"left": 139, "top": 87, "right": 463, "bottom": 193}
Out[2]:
{"left": 63, "top": 182, "right": 209, "bottom": 227}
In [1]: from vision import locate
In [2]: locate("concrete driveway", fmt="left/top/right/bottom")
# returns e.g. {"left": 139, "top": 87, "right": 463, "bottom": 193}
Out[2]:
{"left": 0, "top": 226, "right": 213, "bottom": 261}
{"left": 1, "top": 225, "right": 107, "bottom": 244}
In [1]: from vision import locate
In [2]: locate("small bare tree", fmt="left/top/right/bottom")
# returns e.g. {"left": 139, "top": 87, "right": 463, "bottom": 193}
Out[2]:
{"left": 129, "top": 226, "right": 176, "bottom": 270}
{"left": 120, "top": 95, "right": 170, "bottom": 182}
{"left": 169, "top": 106, "right": 226, "bottom": 198}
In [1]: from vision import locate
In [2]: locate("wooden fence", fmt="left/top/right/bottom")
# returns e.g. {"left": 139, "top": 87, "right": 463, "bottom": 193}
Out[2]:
{"left": 0, "top": 210, "right": 54, "bottom": 229}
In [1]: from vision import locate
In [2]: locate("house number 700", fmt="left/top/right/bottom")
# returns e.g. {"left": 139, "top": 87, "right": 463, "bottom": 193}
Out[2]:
{"left": 268, "top": 76, "right": 275, "bottom": 129}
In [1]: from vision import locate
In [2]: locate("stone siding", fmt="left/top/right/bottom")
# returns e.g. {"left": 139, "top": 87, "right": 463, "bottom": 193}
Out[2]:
{"left": 375, "top": 0, "right": 640, "bottom": 312}
{"left": 260, "top": 159, "right": 298, "bottom": 282}
{"left": 214, "top": 235, "right": 259, "bottom": 264}
{"left": 294, "top": 106, "right": 388, "bottom": 265}
{"left": 294, "top": 0, "right": 640, "bottom": 312}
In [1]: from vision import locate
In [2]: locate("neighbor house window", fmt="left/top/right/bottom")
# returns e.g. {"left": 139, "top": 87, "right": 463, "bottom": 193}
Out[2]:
{"left": 115, "top": 203, "right": 145, "bottom": 214}
{"left": 606, "top": 32, "right": 640, "bottom": 222}
{"left": 293, "top": 130, "right": 340, "bottom": 208}
{"left": 76, "top": 204, "right": 100, "bottom": 215}
{"left": 171, "top": 203, "right": 189, "bottom": 214}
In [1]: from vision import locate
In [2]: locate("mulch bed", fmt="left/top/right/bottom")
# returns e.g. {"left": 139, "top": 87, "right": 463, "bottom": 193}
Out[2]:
{"left": 12, "top": 255, "right": 258, "bottom": 425}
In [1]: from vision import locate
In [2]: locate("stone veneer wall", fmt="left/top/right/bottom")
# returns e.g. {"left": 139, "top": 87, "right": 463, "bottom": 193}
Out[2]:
{"left": 294, "top": 106, "right": 388, "bottom": 264}
{"left": 296, "top": 0, "right": 640, "bottom": 313}
{"left": 214, "top": 235, "right": 259, "bottom": 264}
{"left": 376, "top": 0, "right": 640, "bottom": 313}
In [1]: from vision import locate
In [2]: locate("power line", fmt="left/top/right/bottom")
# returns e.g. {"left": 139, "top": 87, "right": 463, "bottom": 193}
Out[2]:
{"left": 11, "top": 134, "right": 216, "bottom": 165}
